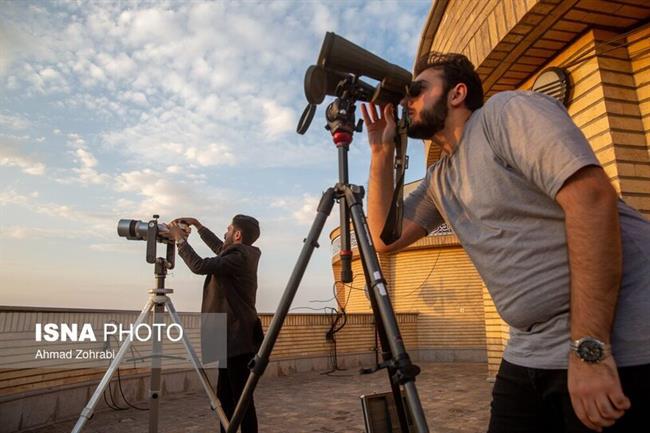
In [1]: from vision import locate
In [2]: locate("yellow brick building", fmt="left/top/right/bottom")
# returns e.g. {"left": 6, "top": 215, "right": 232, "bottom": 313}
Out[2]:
{"left": 333, "top": 0, "right": 650, "bottom": 377}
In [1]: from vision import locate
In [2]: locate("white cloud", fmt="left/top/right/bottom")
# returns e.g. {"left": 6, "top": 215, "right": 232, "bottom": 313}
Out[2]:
{"left": 119, "top": 90, "right": 148, "bottom": 106}
{"left": 0, "top": 156, "right": 46, "bottom": 175}
{"left": 0, "top": 113, "right": 30, "bottom": 130}
{"left": 113, "top": 169, "right": 233, "bottom": 219}
{"left": 96, "top": 52, "right": 137, "bottom": 79}
{"left": 67, "top": 133, "right": 85, "bottom": 147}
{"left": 0, "top": 142, "right": 46, "bottom": 175}
{"left": 39, "top": 66, "right": 68, "bottom": 92}
{"left": 71, "top": 147, "right": 110, "bottom": 185}
{"left": 88, "top": 62, "right": 106, "bottom": 82}
{"left": 184, "top": 143, "right": 236, "bottom": 167}
{"left": 0, "top": 190, "right": 115, "bottom": 234}
{"left": 0, "top": 189, "right": 37, "bottom": 206}
{"left": 88, "top": 242, "right": 140, "bottom": 253}
{"left": 76, "top": 148, "right": 97, "bottom": 168}
{"left": 262, "top": 100, "right": 296, "bottom": 137}
{"left": 0, "top": 12, "right": 57, "bottom": 76}
{"left": 292, "top": 194, "right": 321, "bottom": 225}
{"left": 55, "top": 133, "right": 110, "bottom": 185}
{"left": 312, "top": 3, "right": 336, "bottom": 36}
{"left": 124, "top": 8, "right": 182, "bottom": 46}
{"left": 0, "top": 225, "right": 92, "bottom": 240}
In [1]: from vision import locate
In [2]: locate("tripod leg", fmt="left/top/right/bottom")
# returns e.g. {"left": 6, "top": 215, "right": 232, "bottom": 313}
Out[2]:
{"left": 165, "top": 299, "right": 230, "bottom": 431}
{"left": 344, "top": 186, "right": 430, "bottom": 433}
{"left": 148, "top": 301, "right": 164, "bottom": 433}
{"left": 71, "top": 298, "right": 155, "bottom": 433}
{"left": 226, "top": 188, "right": 336, "bottom": 433}
{"left": 359, "top": 263, "right": 412, "bottom": 433}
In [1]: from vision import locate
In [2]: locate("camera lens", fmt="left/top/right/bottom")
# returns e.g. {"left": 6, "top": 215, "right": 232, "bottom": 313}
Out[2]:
{"left": 117, "top": 219, "right": 149, "bottom": 240}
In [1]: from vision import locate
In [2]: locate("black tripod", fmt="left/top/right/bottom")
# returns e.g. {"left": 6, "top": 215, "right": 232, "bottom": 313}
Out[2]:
{"left": 223, "top": 79, "right": 429, "bottom": 433}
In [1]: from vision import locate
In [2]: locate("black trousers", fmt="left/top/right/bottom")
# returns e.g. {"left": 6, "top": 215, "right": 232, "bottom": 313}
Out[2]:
{"left": 488, "top": 359, "right": 650, "bottom": 433}
{"left": 218, "top": 353, "right": 257, "bottom": 433}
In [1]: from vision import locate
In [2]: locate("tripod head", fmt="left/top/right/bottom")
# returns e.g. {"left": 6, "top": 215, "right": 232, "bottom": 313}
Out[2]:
{"left": 325, "top": 75, "right": 366, "bottom": 148}
{"left": 145, "top": 216, "right": 175, "bottom": 271}
{"left": 117, "top": 215, "right": 175, "bottom": 276}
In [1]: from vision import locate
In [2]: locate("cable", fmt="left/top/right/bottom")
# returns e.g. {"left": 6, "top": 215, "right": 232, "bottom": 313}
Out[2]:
{"left": 400, "top": 251, "right": 441, "bottom": 300}
{"left": 289, "top": 305, "right": 338, "bottom": 312}
{"left": 116, "top": 366, "right": 148, "bottom": 411}
{"left": 561, "top": 22, "right": 650, "bottom": 70}
{"left": 322, "top": 304, "right": 348, "bottom": 375}
{"left": 102, "top": 325, "right": 149, "bottom": 412}
{"left": 308, "top": 296, "right": 338, "bottom": 303}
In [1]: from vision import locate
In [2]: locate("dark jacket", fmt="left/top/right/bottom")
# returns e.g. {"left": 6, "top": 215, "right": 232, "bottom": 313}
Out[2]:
{"left": 178, "top": 226, "right": 262, "bottom": 360}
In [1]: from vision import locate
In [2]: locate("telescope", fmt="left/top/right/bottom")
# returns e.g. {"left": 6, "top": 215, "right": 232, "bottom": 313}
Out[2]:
{"left": 117, "top": 215, "right": 175, "bottom": 267}
{"left": 297, "top": 32, "right": 411, "bottom": 246}
{"left": 297, "top": 32, "right": 412, "bottom": 135}
{"left": 117, "top": 219, "right": 169, "bottom": 241}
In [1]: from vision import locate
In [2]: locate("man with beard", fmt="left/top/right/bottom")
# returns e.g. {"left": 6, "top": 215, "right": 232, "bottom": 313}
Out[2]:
{"left": 362, "top": 52, "right": 650, "bottom": 432}
{"left": 167, "top": 215, "right": 262, "bottom": 433}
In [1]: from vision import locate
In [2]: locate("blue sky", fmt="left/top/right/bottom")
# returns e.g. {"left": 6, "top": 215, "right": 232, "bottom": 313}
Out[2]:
{"left": 0, "top": 0, "right": 431, "bottom": 313}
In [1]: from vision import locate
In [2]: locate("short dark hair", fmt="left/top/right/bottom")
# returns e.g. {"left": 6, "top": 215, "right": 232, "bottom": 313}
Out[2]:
{"left": 232, "top": 214, "right": 260, "bottom": 245}
{"left": 414, "top": 52, "right": 484, "bottom": 111}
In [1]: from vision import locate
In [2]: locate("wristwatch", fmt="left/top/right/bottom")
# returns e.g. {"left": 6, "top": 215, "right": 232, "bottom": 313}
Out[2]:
{"left": 176, "top": 238, "right": 186, "bottom": 247}
{"left": 570, "top": 336, "right": 611, "bottom": 363}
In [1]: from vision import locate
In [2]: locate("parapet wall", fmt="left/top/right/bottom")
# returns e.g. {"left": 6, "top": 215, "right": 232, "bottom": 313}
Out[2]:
{"left": 0, "top": 307, "right": 418, "bottom": 433}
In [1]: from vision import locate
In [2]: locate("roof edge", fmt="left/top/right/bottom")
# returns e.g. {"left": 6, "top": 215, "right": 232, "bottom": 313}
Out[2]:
{"left": 415, "top": 0, "right": 450, "bottom": 67}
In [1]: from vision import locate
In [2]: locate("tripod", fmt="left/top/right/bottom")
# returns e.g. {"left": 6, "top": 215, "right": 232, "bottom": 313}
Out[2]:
{"left": 224, "top": 78, "right": 430, "bottom": 433}
{"left": 71, "top": 256, "right": 230, "bottom": 433}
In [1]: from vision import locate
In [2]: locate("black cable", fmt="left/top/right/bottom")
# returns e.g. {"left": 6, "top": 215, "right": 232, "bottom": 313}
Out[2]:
{"left": 101, "top": 329, "right": 129, "bottom": 411}
{"left": 561, "top": 22, "right": 650, "bottom": 70}
{"left": 309, "top": 296, "right": 338, "bottom": 303}
{"left": 103, "top": 385, "right": 126, "bottom": 411}
{"left": 289, "top": 306, "right": 337, "bottom": 312}
{"left": 116, "top": 365, "right": 148, "bottom": 411}
{"left": 102, "top": 326, "right": 149, "bottom": 411}
{"left": 400, "top": 251, "right": 441, "bottom": 300}
{"left": 322, "top": 306, "right": 346, "bottom": 375}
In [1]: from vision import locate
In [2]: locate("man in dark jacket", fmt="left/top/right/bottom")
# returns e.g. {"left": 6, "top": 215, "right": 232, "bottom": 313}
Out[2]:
{"left": 167, "top": 214, "right": 262, "bottom": 433}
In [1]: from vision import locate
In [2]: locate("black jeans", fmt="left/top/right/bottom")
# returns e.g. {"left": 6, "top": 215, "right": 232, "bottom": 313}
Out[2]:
{"left": 218, "top": 353, "right": 258, "bottom": 433}
{"left": 488, "top": 359, "right": 650, "bottom": 433}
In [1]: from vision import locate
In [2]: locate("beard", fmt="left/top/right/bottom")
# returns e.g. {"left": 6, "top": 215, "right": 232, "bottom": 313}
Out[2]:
{"left": 222, "top": 233, "right": 233, "bottom": 249}
{"left": 407, "top": 96, "right": 448, "bottom": 140}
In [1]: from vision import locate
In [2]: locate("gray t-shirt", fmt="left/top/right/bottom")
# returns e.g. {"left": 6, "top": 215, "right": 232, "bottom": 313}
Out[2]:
{"left": 404, "top": 90, "right": 650, "bottom": 369}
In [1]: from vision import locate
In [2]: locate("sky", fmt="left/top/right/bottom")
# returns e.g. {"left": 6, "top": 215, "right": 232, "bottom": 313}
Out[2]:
{"left": 0, "top": 0, "right": 431, "bottom": 313}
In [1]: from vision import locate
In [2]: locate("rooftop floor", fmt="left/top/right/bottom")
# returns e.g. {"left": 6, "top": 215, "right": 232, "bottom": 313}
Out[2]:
{"left": 26, "top": 363, "right": 492, "bottom": 433}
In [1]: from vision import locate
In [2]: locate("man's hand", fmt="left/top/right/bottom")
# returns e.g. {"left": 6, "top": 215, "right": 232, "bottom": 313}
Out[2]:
{"left": 361, "top": 103, "right": 397, "bottom": 155}
{"left": 568, "top": 355, "right": 630, "bottom": 431}
{"left": 167, "top": 221, "right": 189, "bottom": 243}
{"left": 171, "top": 217, "right": 202, "bottom": 229}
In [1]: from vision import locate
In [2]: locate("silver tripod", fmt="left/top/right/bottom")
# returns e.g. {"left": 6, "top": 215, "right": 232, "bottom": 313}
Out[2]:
{"left": 71, "top": 256, "right": 230, "bottom": 433}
